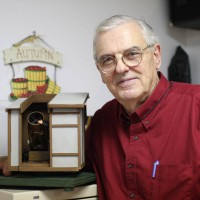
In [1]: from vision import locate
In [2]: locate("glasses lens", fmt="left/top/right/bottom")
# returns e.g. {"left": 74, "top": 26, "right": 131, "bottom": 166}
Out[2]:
{"left": 97, "top": 47, "right": 144, "bottom": 74}
{"left": 122, "top": 49, "right": 142, "bottom": 67}
{"left": 98, "top": 56, "right": 116, "bottom": 73}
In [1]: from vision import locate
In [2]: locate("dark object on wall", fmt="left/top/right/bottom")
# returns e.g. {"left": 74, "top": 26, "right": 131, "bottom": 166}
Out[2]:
{"left": 169, "top": 0, "right": 200, "bottom": 29}
{"left": 168, "top": 46, "right": 191, "bottom": 83}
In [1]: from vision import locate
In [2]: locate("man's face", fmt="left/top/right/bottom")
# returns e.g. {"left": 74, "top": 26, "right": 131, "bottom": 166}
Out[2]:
{"left": 95, "top": 22, "right": 161, "bottom": 107}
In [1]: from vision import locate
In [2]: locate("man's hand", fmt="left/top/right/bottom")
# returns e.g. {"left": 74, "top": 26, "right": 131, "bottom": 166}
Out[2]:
{"left": 0, "top": 157, "right": 11, "bottom": 176}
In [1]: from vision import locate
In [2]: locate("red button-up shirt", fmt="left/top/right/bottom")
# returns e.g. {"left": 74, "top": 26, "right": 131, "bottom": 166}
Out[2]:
{"left": 85, "top": 72, "right": 200, "bottom": 200}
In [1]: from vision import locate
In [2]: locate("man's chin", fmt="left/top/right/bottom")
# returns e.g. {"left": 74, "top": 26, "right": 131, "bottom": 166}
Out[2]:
{"left": 117, "top": 93, "right": 138, "bottom": 102}
{"left": 120, "top": 89, "right": 140, "bottom": 99}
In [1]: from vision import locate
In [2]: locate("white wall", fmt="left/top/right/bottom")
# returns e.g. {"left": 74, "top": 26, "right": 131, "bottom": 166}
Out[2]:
{"left": 0, "top": 0, "right": 199, "bottom": 155}
{"left": 0, "top": 0, "right": 185, "bottom": 113}
{"left": 0, "top": 101, "right": 9, "bottom": 156}
{"left": 185, "top": 29, "right": 200, "bottom": 84}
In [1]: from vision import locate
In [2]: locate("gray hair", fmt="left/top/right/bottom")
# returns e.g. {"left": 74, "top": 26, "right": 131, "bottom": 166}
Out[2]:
{"left": 93, "top": 15, "right": 159, "bottom": 61}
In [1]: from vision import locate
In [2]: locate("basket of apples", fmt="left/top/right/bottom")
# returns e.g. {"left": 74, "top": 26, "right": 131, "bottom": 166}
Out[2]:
{"left": 11, "top": 78, "right": 28, "bottom": 99}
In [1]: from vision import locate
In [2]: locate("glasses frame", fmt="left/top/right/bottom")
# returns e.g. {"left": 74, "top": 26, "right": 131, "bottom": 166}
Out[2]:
{"left": 96, "top": 44, "right": 154, "bottom": 74}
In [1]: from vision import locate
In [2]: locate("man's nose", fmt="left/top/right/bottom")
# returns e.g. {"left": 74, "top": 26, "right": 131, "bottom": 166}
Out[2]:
{"left": 115, "top": 55, "right": 129, "bottom": 73}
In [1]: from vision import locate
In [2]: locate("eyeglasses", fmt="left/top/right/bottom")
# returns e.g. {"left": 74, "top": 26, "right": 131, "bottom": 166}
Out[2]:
{"left": 96, "top": 44, "right": 154, "bottom": 74}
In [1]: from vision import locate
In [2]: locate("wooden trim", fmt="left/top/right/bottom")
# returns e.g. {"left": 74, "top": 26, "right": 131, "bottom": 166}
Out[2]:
{"left": 51, "top": 111, "right": 78, "bottom": 115}
{"left": 52, "top": 124, "right": 78, "bottom": 128}
{"left": 19, "top": 162, "right": 49, "bottom": 172}
{"left": 19, "top": 113, "right": 22, "bottom": 166}
{"left": 82, "top": 110, "right": 86, "bottom": 164}
{"left": 19, "top": 162, "right": 81, "bottom": 172}
{"left": 49, "top": 112, "right": 52, "bottom": 167}
{"left": 77, "top": 113, "right": 81, "bottom": 167}
{"left": 7, "top": 111, "right": 11, "bottom": 168}
{"left": 19, "top": 166, "right": 81, "bottom": 172}
{"left": 81, "top": 162, "right": 85, "bottom": 168}
{"left": 8, "top": 166, "right": 19, "bottom": 171}
{"left": 18, "top": 160, "right": 84, "bottom": 172}
{"left": 20, "top": 94, "right": 55, "bottom": 113}
{"left": 48, "top": 104, "right": 85, "bottom": 109}
{"left": 52, "top": 153, "right": 78, "bottom": 156}
{"left": 30, "top": 94, "right": 55, "bottom": 103}
{"left": 83, "top": 93, "right": 89, "bottom": 103}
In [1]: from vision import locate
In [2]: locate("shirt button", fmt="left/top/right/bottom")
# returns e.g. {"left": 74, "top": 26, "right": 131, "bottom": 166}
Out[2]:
{"left": 133, "top": 136, "right": 139, "bottom": 141}
{"left": 128, "top": 163, "right": 134, "bottom": 168}
{"left": 130, "top": 193, "right": 135, "bottom": 198}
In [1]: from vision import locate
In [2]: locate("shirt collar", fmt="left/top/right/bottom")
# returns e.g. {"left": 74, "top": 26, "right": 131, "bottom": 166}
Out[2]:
{"left": 120, "top": 72, "right": 171, "bottom": 128}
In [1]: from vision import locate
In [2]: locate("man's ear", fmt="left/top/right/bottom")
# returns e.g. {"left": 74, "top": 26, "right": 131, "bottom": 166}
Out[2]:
{"left": 153, "top": 44, "right": 161, "bottom": 70}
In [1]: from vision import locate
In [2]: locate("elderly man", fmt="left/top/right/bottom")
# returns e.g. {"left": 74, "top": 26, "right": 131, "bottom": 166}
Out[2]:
{"left": 85, "top": 15, "right": 200, "bottom": 200}
{"left": 1, "top": 15, "right": 200, "bottom": 200}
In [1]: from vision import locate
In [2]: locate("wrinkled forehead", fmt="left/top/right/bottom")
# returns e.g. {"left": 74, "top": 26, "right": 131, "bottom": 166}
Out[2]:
{"left": 95, "top": 22, "right": 146, "bottom": 59}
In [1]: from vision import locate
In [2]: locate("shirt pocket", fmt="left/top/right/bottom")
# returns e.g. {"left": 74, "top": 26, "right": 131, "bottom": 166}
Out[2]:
{"left": 151, "top": 164, "right": 193, "bottom": 200}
